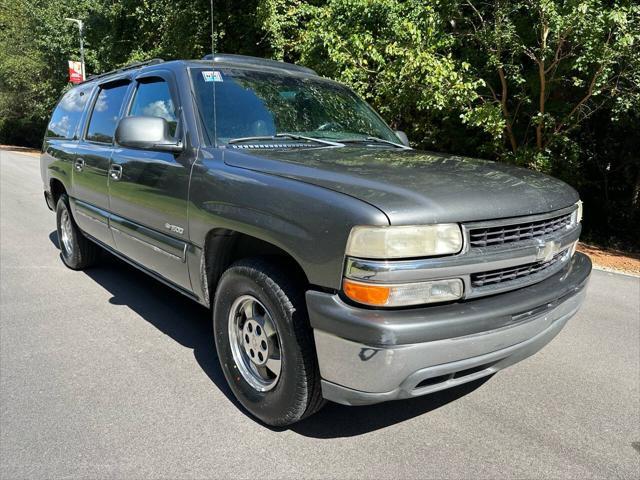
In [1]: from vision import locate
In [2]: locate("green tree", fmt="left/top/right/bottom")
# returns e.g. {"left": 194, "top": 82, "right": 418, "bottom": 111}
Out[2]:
{"left": 0, "top": 0, "right": 102, "bottom": 145}
{"left": 0, "top": 0, "right": 637, "bottom": 247}
{"left": 261, "top": 0, "right": 496, "bottom": 151}
{"left": 453, "top": 0, "right": 640, "bottom": 167}
{"left": 0, "top": 0, "right": 267, "bottom": 145}
{"left": 268, "top": 0, "right": 639, "bottom": 247}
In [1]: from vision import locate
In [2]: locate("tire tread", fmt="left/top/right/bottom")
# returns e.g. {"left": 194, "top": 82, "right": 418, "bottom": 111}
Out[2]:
{"left": 56, "top": 193, "right": 99, "bottom": 270}
{"left": 218, "top": 257, "right": 325, "bottom": 425}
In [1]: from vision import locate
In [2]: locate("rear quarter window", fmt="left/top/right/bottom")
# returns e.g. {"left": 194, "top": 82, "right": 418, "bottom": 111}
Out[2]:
{"left": 46, "top": 84, "right": 93, "bottom": 139}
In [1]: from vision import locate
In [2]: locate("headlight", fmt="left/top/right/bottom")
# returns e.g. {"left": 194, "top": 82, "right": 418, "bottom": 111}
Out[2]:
{"left": 346, "top": 224, "right": 463, "bottom": 259}
{"left": 343, "top": 278, "right": 464, "bottom": 307}
{"left": 574, "top": 200, "right": 583, "bottom": 224}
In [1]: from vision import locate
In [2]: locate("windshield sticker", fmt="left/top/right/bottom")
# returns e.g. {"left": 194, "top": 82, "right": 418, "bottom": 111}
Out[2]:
{"left": 202, "top": 71, "right": 223, "bottom": 82}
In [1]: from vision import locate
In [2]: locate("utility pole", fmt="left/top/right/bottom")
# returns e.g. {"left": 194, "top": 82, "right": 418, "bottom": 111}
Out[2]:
{"left": 64, "top": 18, "right": 85, "bottom": 80}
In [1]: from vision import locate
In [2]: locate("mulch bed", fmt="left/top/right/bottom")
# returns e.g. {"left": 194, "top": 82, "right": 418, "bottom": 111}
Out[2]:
{"left": 578, "top": 243, "right": 640, "bottom": 276}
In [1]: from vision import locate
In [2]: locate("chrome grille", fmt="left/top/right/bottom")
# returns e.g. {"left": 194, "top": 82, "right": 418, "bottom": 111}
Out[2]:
{"left": 471, "top": 251, "right": 566, "bottom": 288}
{"left": 469, "top": 212, "right": 573, "bottom": 248}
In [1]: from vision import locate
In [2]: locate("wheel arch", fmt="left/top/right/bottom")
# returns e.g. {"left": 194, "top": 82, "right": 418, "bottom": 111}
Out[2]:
{"left": 49, "top": 177, "right": 67, "bottom": 206}
{"left": 200, "top": 228, "right": 310, "bottom": 307}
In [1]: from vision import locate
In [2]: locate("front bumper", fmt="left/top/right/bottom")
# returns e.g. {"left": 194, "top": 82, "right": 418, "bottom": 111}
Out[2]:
{"left": 307, "top": 252, "right": 591, "bottom": 406}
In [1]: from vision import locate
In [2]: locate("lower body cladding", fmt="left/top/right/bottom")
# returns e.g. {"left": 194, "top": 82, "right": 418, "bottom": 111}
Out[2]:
{"left": 306, "top": 252, "right": 592, "bottom": 406}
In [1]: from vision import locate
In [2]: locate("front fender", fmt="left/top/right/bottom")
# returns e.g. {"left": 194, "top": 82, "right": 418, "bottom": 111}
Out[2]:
{"left": 188, "top": 150, "right": 389, "bottom": 291}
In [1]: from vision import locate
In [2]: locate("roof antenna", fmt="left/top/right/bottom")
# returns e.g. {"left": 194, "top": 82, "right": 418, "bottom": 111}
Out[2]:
{"left": 210, "top": 0, "right": 218, "bottom": 147}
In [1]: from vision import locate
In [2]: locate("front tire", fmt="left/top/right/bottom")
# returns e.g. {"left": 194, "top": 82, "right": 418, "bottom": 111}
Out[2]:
{"left": 55, "top": 193, "right": 99, "bottom": 270}
{"left": 213, "top": 258, "right": 325, "bottom": 426}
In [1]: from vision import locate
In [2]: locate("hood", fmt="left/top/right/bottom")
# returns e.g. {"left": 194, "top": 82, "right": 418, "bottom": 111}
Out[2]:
{"left": 223, "top": 146, "right": 579, "bottom": 225}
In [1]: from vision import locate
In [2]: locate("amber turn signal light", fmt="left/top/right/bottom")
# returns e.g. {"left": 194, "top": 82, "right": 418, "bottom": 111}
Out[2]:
{"left": 343, "top": 277, "right": 464, "bottom": 307}
{"left": 343, "top": 279, "right": 390, "bottom": 306}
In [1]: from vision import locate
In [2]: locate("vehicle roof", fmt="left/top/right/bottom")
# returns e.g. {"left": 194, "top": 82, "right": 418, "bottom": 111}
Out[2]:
{"left": 79, "top": 54, "right": 319, "bottom": 87}
{"left": 201, "top": 54, "right": 317, "bottom": 75}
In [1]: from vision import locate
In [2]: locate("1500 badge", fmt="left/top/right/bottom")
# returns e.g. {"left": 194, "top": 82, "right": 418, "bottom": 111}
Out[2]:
{"left": 164, "top": 223, "right": 184, "bottom": 235}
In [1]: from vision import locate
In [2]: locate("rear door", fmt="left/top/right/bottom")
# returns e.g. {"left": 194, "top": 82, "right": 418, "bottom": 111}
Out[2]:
{"left": 72, "top": 79, "right": 131, "bottom": 247}
{"left": 108, "top": 71, "right": 192, "bottom": 289}
{"left": 42, "top": 83, "right": 94, "bottom": 200}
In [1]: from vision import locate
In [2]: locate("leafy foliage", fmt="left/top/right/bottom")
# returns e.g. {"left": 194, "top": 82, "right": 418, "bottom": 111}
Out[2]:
{"left": 296, "top": 1, "right": 490, "bottom": 144}
{"left": 0, "top": 0, "right": 638, "bottom": 248}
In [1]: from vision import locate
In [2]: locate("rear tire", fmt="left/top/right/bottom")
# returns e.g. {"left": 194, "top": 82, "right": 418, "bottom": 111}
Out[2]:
{"left": 213, "top": 258, "right": 325, "bottom": 426}
{"left": 55, "top": 193, "right": 99, "bottom": 270}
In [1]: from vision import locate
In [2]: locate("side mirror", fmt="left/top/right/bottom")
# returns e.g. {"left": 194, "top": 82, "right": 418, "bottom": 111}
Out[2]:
{"left": 115, "top": 116, "right": 183, "bottom": 153}
{"left": 395, "top": 130, "right": 410, "bottom": 147}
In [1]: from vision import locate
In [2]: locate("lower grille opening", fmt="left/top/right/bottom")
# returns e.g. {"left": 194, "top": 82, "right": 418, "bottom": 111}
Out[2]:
{"left": 414, "top": 374, "right": 451, "bottom": 389}
{"left": 414, "top": 362, "right": 498, "bottom": 390}
{"left": 453, "top": 361, "right": 496, "bottom": 379}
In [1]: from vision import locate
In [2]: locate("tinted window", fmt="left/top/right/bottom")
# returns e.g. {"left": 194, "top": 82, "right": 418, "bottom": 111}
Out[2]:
{"left": 129, "top": 78, "right": 177, "bottom": 136}
{"left": 86, "top": 82, "right": 130, "bottom": 143}
{"left": 46, "top": 84, "right": 93, "bottom": 139}
{"left": 191, "top": 68, "right": 398, "bottom": 144}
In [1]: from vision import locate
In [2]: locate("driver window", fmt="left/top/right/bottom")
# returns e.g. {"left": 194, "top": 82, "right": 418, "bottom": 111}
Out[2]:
{"left": 129, "top": 78, "right": 178, "bottom": 137}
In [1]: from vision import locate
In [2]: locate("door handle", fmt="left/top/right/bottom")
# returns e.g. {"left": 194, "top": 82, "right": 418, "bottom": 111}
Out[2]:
{"left": 109, "top": 164, "right": 123, "bottom": 181}
{"left": 74, "top": 158, "right": 85, "bottom": 172}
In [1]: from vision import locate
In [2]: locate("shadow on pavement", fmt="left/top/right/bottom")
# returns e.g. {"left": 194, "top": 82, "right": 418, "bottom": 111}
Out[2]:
{"left": 290, "top": 377, "right": 491, "bottom": 438}
{"left": 50, "top": 231, "right": 59, "bottom": 248}
{"left": 49, "top": 230, "right": 492, "bottom": 438}
{"left": 48, "top": 232, "right": 240, "bottom": 410}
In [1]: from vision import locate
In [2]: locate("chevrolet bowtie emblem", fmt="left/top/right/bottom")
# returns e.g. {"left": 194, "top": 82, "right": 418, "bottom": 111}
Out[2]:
{"left": 536, "top": 240, "right": 561, "bottom": 262}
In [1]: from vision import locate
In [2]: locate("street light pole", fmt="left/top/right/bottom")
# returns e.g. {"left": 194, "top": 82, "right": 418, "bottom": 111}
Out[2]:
{"left": 64, "top": 18, "right": 85, "bottom": 81}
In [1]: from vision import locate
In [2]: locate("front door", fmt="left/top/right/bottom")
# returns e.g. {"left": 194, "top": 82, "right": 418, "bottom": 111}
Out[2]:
{"left": 108, "top": 73, "right": 192, "bottom": 289}
{"left": 72, "top": 79, "right": 131, "bottom": 247}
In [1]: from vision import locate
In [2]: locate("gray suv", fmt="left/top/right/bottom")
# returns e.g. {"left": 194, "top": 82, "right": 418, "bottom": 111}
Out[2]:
{"left": 41, "top": 54, "right": 591, "bottom": 426}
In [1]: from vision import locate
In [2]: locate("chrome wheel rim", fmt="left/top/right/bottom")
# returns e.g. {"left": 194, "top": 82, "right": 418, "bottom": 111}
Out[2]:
{"left": 228, "top": 295, "right": 282, "bottom": 392}
{"left": 60, "top": 210, "right": 74, "bottom": 256}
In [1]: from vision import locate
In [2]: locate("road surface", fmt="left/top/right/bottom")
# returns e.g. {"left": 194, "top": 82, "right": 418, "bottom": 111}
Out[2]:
{"left": 1, "top": 150, "right": 639, "bottom": 478}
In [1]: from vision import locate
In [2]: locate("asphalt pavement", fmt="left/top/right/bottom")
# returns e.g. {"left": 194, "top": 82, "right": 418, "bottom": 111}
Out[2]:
{"left": 1, "top": 150, "right": 639, "bottom": 479}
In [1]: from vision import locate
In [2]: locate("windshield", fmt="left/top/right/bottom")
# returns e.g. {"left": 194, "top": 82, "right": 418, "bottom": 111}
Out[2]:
{"left": 190, "top": 67, "right": 399, "bottom": 145}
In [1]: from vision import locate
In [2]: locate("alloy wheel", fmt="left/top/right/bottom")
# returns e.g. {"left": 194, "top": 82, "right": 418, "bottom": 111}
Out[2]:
{"left": 59, "top": 209, "right": 74, "bottom": 256}
{"left": 228, "top": 295, "right": 282, "bottom": 392}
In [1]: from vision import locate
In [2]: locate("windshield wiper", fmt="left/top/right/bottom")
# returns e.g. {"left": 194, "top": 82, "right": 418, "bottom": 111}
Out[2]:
{"left": 339, "top": 136, "right": 411, "bottom": 150}
{"left": 227, "top": 133, "right": 344, "bottom": 147}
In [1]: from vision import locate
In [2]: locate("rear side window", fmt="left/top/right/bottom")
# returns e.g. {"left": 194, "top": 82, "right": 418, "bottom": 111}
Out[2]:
{"left": 85, "top": 82, "right": 130, "bottom": 143}
{"left": 129, "top": 78, "right": 178, "bottom": 136}
{"left": 46, "top": 84, "right": 93, "bottom": 139}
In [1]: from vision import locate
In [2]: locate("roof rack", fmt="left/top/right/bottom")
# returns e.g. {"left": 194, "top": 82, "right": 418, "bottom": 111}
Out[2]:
{"left": 83, "top": 58, "right": 165, "bottom": 84}
{"left": 202, "top": 53, "right": 317, "bottom": 76}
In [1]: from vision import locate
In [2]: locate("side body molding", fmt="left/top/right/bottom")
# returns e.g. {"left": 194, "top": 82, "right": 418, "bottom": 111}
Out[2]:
{"left": 110, "top": 214, "right": 187, "bottom": 263}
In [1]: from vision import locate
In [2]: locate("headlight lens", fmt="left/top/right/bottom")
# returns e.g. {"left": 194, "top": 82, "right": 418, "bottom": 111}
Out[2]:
{"left": 346, "top": 224, "right": 463, "bottom": 259}
{"left": 576, "top": 200, "right": 583, "bottom": 223}
{"left": 571, "top": 200, "right": 583, "bottom": 226}
{"left": 343, "top": 278, "right": 464, "bottom": 307}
